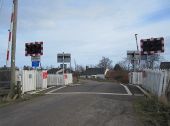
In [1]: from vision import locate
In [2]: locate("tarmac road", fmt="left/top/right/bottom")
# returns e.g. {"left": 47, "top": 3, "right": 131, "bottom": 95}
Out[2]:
{"left": 0, "top": 80, "right": 144, "bottom": 126}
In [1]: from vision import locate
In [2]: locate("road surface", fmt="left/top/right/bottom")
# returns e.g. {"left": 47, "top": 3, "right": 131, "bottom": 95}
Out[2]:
{"left": 0, "top": 80, "right": 144, "bottom": 126}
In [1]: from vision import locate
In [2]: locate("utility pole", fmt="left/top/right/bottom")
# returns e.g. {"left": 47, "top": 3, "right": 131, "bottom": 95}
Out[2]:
{"left": 9, "top": 0, "right": 18, "bottom": 97}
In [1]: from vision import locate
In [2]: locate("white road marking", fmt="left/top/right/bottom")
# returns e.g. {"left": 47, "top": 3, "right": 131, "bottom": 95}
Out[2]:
{"left": 135, "top": 85, "right": 150, "bottom": 97}
{"left": 29, "top": 86, "right": 56, "bottom": 94}
{"left": 134, "top": 94, "right": 144, "bottom": 97}
{"left": 46, "top": 92, "right": 131, "bottom": 96}
{"left": 45, "top": 86, "right": 66, "bottom": 94}
{"left": 68, "top": 84, "right": 81, "bottom": 86}
{"left": 120, "top": 84, "right": 133, "bottom": 96}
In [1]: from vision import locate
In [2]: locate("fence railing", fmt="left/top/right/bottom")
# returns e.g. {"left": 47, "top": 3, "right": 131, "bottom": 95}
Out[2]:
{"left": 0, "top": 69, "right": 73, "bottom": 94}
{"left": 129, "top": 69, "right": 170, "bottom": 98}
{"left": 47, "top": 74, "right": 73, "bottom": 86}
{"left": 21, "top": 70, "right": 48, "bottom": 93}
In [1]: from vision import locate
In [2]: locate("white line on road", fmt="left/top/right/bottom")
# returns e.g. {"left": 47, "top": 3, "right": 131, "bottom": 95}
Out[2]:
{"left": 120, "top": 84, "right": 133, "bottom": 96}
{"left": 46, "top": 86, "right": 66, "bottom": 94}
{"left": 135, "top": 85, "right": 151, "bottom": 97}
{"left": 46, "top": 92, "right": 131, "bottom": 96}
{"left": 30, "top": 86, "right": 56, "bottom": 94}
{"left": 68, "top": 84, "right": 81, "bottom": 86}
{"left": 134, "top": 94, "right": 144, "bottom": 97}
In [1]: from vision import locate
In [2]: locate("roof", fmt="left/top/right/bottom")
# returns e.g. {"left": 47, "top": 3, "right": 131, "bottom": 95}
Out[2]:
{"left": 160, "top": 62, "right": 170, "bottom": 69}
{"left": 83, "top": 68, "right": 105, "bottom": 75}
{"left": 47, "top": 68, "right": 62, "bottom": 74}
{"left": 47, "top": 68, "right": 73, "bottom": 74}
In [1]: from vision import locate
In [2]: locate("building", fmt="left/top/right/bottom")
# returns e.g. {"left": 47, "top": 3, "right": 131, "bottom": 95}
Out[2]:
{"left": 81, "top": 68, "right": 108, "bottom": 79}
{"left": 160, "top": 62, "right": 170, "bottom": 70}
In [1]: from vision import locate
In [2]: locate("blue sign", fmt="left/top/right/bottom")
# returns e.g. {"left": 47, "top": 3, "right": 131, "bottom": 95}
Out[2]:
{"left": 32, "top": 61, "right": 40, "bottom": 68}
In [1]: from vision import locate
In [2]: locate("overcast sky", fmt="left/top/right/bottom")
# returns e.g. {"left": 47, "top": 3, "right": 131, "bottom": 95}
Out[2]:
{"left": 0, "top": 0, "right": 170, "bottom": 68}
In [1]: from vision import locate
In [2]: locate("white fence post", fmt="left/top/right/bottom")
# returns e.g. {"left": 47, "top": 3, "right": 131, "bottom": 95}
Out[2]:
{"left": 140, "top": 69, "right": 170, "bottom": 97}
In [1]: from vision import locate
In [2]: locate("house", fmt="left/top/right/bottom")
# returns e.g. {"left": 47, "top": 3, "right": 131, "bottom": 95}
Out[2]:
{"left": 160, "top": 62, "right": 170, "bottom": 70}
{"left": 81, "top": 68, "right": 108, "bottom": 79}
{"left": 47, "top": 68, "right": 73, "bottom": 74}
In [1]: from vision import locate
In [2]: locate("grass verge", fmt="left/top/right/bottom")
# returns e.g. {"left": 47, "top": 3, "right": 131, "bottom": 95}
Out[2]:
{"left": 0, "top": 93, "right": 44, "bottom": 108}
{"left": 134, "top": 97, "right": 170, "bottom": 126}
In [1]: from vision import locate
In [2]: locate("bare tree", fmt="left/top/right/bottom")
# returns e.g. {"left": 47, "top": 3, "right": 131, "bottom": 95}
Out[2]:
{"left": 141, "top": 54, "right": 166, "bottom": 69}
{"left": 98, "top": 57, "right": 113, "bottom": 69}
{"left": 117, "top": 58, "right": 130, "bottom": 71}
{"left": 76, "top": 65, "right": 85, "bottom": 73}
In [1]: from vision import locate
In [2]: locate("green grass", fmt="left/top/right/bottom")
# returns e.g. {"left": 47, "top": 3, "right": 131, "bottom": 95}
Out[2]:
{"left": 134, "top": 97, "right": 170, "bottom": 126}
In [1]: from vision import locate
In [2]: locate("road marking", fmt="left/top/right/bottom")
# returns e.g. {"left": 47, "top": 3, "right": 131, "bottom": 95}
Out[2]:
{"left": 120, "top": 84, "right": 132, "bottom": 96}
{"left": 135, "top": 85, "right": 151, "bottom": 98}
{"left": 68, "top": 84, "right": 81, "bottom": 86}
{"left": 134, "top": 94, "right": 144, "bottom": 97}
{"left": 29, "top": 86, "right": 56, "bottom": 94}
{"left": 46, "top": 92, "right": 131, "bottom": 96}
{"left": 45, "top": 86, "right": 66, "bottom": 94}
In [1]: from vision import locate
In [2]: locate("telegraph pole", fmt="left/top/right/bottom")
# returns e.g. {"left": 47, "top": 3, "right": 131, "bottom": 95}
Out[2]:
{"left": 9, "top": 0, "right": 18, "bottom": 97}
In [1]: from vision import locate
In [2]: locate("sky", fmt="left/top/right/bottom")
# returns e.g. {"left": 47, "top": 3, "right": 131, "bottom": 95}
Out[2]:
{"left": 0, "top": 0, "right": 170, "bottom": 68}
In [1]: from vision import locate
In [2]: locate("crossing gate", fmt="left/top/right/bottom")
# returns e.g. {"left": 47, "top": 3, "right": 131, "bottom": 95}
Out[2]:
{"left": 47, "top": 74, "right": 73, "bottom": 86}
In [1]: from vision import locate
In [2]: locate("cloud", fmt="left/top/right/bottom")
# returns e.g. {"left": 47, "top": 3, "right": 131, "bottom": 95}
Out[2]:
{"left": 0, "top": 0, "right": 170, "bottom": 67}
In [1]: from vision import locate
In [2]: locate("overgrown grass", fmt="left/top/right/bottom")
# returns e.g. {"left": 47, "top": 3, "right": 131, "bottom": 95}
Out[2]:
{"left": 0, "top": 93, "right": 44, "bottom": 108}
{"left": 134, "top": 97, "right": 170, "bottom": 126}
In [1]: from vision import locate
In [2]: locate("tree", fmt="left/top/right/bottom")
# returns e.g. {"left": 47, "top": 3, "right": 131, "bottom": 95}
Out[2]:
{"left": 113, "top": 64, "right": 122, "bottom": 71}
{"left": 76, "top": 65, "right": 85, "bottom": 73}
{"left": 98, "top": 57, "right": 113, "bottom": 69}
{"left": 117, "top": 58, "right": 130, "bottom": 71}
{"left": 141, "top": 54, "right": 165, "bottom": 69}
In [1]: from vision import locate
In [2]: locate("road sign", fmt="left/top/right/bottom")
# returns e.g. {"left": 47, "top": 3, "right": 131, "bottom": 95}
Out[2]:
{"left": 25, "top": 42, "right": 43, "bottom": 56}
{"left": 31, "top": 56, "right": 41, "bottom": 62}
{"left": 140, "top": 37, "right": 164, "bottom": 54}
{"left": 57, "top": 53, "right": 71, "bottom": 63}
{"left": 60, "top": 64, "right": 67, "bottom": 69}
{"left": 127, "top": 51, "right": 140, "bottom": 60}
{"left": 42, "top": 71, "right": 48, "bottom": 79}
{"left": 32, "top": 61, "right": 40, "bottom": 68}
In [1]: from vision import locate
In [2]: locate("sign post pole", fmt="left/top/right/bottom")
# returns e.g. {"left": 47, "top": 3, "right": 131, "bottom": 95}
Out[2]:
{"left": 63, "top": 52, "right": 65, "bottom": 85}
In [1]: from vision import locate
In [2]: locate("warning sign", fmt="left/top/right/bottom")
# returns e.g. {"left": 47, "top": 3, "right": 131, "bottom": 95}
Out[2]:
{"left": 42, "top": 71, "right": 48, "bottom": 79}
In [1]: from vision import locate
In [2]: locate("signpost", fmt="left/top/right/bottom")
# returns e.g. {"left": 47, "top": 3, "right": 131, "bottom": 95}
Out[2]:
{"left": 127, "top": 51, "right": 140, "bottom": 61}
{"left": 140, "top": 37, "right": 164, "bottom": 69}
{"left": 127, "top": 51, "right": 140, "bottom": 71}
{"left": 25, "top": 42, "right": 43, "bottom": 56}
{"left": 25, "top": 42, "right": 43, "bottom": 69}
{"left": 140, "top": 37, "right": 164, "bottom": 55}
{"left": 57, "top": 53, "right": 71, "bottom": 63}
{"left": 31, "top": 56, "right": 41, "bottom": 62}
{"left": 57, "top": 53, "right": 71, "bottom": 85}
{"left": 32, "top": 61, "right": 40, "bottom": 68}
{"left": 60, "top": 64, "right": 67, "bottom": 69}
